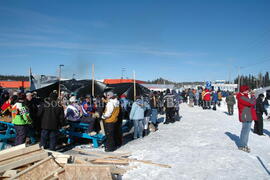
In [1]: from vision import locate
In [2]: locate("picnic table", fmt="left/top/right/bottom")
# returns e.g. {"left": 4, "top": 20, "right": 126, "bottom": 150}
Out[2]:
{"left": 0, "top": 118, "right": 16, "bottom": 150}
{"left": 60, "top": 122, "right": 106, "bottom": 148}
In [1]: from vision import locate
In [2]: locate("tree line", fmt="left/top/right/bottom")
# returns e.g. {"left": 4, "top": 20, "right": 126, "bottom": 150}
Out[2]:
{"left": 0, "top": 75, "right": 29, "bottom": 81}
{"left": 234, "top": 72, "right": 270, "bottom": 89}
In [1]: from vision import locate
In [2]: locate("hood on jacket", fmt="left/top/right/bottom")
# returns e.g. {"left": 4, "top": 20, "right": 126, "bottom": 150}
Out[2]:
{"left": 109, "top": 98, "right": 120, "bottom": 107}
{"left": 240, "top": 85, "right": 250, "bottom": 93}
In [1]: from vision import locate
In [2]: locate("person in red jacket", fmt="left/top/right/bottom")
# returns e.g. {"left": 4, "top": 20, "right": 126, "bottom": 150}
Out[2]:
{"left": 236, "top": 85, "right": 257, "bottom": 153}
{"left": 203, "top": 89, "right": 211, "bottom": 109}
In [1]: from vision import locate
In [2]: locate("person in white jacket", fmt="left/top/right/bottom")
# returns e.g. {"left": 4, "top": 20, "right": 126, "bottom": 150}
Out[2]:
{"left": 102, "top": 91, "right": 120, "bottom": 152}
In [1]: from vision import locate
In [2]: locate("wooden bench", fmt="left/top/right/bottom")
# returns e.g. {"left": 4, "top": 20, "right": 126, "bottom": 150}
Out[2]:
{"left": 60, "top": 122, "right": 105, "bottom": 148}
{"left": 0, "top": 121, "right": 16, "bottom": 150}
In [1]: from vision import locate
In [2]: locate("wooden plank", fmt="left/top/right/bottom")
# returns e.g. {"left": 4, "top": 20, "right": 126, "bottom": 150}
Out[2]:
{"left": 90, "top": 159, "right": 129, "bottom": 165}
{"left": 0, "top": 151, "right": 48, "bottom": 174}
{"left": 74, "top": 148, "right": 131, "bottom": 159}
{"left": 0, "top": 144, "right": 26, "bottom": 155}
{"left": 0, "top": 150, "right": 44, "bottom": 166}
{"left": 9, "top": 156, "right": 52, "bottom": 179}
{"left": 10, "top": 157, "right": 62, "bottom": 180}
{"left": 42, "top": 167, "right": 64, "bottom": 180}
{"left": 0, "top": 144, "right": 40, "bottom": 162}
{"left": 64, "top": 164, "right": 112, "bottom": 180}
{"left": 111, "top": 157, "right": 172, "bottom": 168}
{"left": 74, "top": 158, "right": 126, "bottom": 175}
{"left": 2, "top": 170, "right": 18, "bottom": 178}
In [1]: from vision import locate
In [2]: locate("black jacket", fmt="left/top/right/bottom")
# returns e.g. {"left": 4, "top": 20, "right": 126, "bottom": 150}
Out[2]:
{"left": 256, "top": 97, "right": 267, "bottom": 115}
{"left": 38, "top": 100, "right": 65, "bottom": 130}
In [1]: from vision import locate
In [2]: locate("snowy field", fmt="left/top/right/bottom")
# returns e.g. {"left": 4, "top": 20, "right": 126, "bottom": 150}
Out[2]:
{"left": 119, "top": 101, "right": 270, "bottom": 180}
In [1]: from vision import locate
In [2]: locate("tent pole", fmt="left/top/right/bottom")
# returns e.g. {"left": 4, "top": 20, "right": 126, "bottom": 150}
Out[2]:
{"left": 92, "top": 64, "right": 95, "bottom": 97}
{"left": 133, "top": 71, "right": 136, "bottom": 101}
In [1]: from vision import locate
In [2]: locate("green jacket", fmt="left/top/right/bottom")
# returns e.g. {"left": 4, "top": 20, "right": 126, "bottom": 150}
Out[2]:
{"left": 226, "top": 95, "right": 236, "bottom": 106}
{"left": 12, "top": 102, "right": 32, "bottom": 125}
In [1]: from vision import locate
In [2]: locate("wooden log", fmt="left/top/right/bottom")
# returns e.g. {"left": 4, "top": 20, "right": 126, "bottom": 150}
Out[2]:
{"left": 0, "top": 144, "right": 26, "bottom": 155}
{"left": 0, "top": 151, "right": 48, "bottom": 174}
{"left": 64, "top": 164, "right": 112, "bottom": 180}
{"left": 0, "top": 144, "right": 40, "bottom": 162}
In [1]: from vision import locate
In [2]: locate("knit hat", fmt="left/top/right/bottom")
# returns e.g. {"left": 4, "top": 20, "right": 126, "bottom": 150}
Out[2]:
{"left": 240, "top": 85, "right": 250, "bottom": 93}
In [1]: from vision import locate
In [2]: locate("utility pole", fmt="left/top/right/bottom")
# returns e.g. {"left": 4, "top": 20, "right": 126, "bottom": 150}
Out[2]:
{"left": 92, "top": 64, "right": 95, "bottom": 97}
{"left": 58, "top": 64, "right": 64, "bottom": 98}
{"left": 133, "top": 71, "right": 136, "bottom": 101}
{"left": 237, "top": 66, "right": 243, "bottom": 92}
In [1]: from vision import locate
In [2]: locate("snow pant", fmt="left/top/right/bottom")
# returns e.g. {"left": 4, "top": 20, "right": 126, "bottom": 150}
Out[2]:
{"left": 27, "top": 125, "right": 37, "bottom": 144}
{"left": 40, "top": 129, "right": 57, "bottom": 151}
{"left": 165, "top": 108, "right": 175, "bottom": 123}
{"left": 204, "top": 101, "right": 211, "bottom": 109}
{"left": 212, "top": 102, "right": 217, "bottom": 110}
{"left": 114, "top": 118, "right": 123, "bottom": 148}
{"left": 189, "top": 98, "right": 194, "bottom": 107}
{"left": 150, "top": 108, "right": 158, "bottom": 125}
{"left": 14, "top": 125, "right": 28, "bottom": 146}
{"left": 218, "top": 100, "right": 222, "bottom": 107}
{"left": 254, "top": 113, "right": 264, "bottom": 135}
{"left": 104, "top": 122, "right": 117, "bottom": 152}
{"left": 227, "top": 105, "right": 234, "bottom": 115}
{"left": 239, "top": 121, "right": 252, "bottom": 147}
{"left": 144, "top": 117, "right": 150, "bottom": 130}
{"left": 194, "top": 99, "right": 198, "bottom": 106}
{"left": 133, "top": 119, "right": 144, "bottom": 139}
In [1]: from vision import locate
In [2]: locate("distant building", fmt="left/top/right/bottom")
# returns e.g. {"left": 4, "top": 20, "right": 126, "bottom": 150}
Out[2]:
{"left": 0, "top": 81, "right": 30, "bottom": 89}
{"left": 212, "top": 83, "right": 237, "bottom": 91}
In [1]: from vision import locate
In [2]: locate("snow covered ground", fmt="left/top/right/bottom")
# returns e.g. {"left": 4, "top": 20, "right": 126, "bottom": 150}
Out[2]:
{"left": 119, "top": 101, "right": 270, "bottom": 180}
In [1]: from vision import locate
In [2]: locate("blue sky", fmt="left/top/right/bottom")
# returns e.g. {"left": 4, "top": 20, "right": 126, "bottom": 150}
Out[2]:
{"left": 0, "top": 0, "right": 269, "bottom": 82}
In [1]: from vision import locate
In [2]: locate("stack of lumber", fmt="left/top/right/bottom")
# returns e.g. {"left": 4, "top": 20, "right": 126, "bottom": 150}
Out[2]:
{"left": 0, "top": 145, "right": 171, "bottom": 180}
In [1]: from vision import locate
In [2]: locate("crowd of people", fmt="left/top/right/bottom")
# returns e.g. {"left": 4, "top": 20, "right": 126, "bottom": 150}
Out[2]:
{"left": 0, "top": 85, "right": 269, "bottom": 153}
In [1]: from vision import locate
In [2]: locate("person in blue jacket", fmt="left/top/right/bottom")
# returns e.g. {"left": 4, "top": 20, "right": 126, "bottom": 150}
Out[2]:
{"left": 129, "top": 96, "right": 145, "bottom": 139}
{"left": 212, "top": 91, "right": 218, "bottom": 111}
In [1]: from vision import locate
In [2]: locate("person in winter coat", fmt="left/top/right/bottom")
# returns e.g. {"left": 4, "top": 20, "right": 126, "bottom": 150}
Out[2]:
{"left": 225, "top": 92, "right": 236, "bottom": 115}
{"left": 12, "top": 93, "right": 32, "bottom": 145}
{"left": 195, "top": 90, "right": 199, "bottom": 106}
{"left": 254, "top": 94, "right": 267, "bottom": 135}
{"left": 163, "top": 89, "right": 176, "bottom": 124}
{"left": 143, "top": 97, "right": 151, "bottom": 136}
{"left": 188, "top": 89, "right": 195, "bottom": 107}
{"left": 25, "top": 92, "right": 38, "bottom": 144}
{"left": 218, "top": 91, "right": 223, "bottom": 106}
{"left": 149, "top": 92, "right": 158, "bottom": 128}
{"left": 236, "top": 86, "right": 257, "bottom": 153}
{"left": 212, "top": 91, "right": 218, "bottom": 111}
{"left": 203, "top": 89, "right": 211, "bottom": 109}
{"left": 129, "top": 96, "right": 145, "bottom": 139}
{"left": 65, "top": 96, "right": 99, "bottom": 136}
{"left": 102, "top": 91, "right": 120, "bottom": 152}
{"left": 39, "top": 92, "right": 65, "bottom": 150}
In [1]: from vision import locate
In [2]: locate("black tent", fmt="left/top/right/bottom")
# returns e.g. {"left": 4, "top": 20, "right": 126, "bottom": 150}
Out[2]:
{"left": 32, "top": 80, "right": 106, "bottom": 99}
{"left": 106, "top": 83, "right": 150, "bottom": 100}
